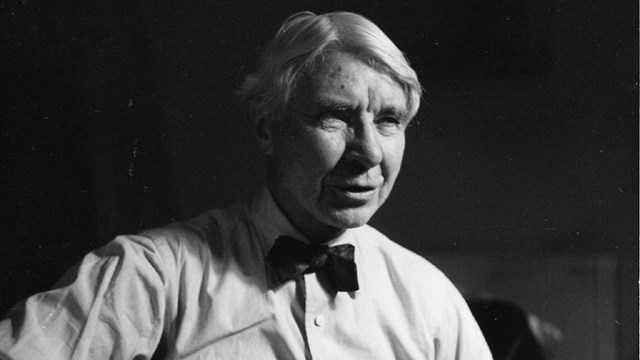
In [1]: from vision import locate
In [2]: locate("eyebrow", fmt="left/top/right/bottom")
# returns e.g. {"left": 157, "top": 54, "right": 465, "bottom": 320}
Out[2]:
{"left": 316, "top": 99, "right": 409, "bottom": 119}
{"left": 379, "top": 107, "right": 409, "bottom": 120}
{"left": 315, "top": 100, "right": 352, "bottom": 113}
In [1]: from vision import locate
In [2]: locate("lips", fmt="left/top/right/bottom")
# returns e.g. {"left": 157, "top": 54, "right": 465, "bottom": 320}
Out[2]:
{"left": 325, "top": 181, "right": 380, "bottom": 204}
{"left": 335, "top": 184, "right": 376, "bottom": 192}
{"left": 326, "top": 177, "right": 382, "bottom": 189}
{"left": 327, "top": 175, "right": 382, "bottom": 189}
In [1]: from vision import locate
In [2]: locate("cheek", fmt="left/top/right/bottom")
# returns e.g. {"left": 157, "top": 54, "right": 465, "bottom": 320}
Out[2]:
{"left": 294, "top": 130, "right": 345, "bottom": 172}
{"left": 382, "top": 136, "right": 406, "bottom": 177}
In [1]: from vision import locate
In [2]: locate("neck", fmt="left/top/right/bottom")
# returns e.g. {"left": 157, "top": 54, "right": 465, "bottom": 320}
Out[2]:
{"left": 266, "top": 179, "right": 346, "bottom": 244}
{"left": 301, "top": 223, "right": 347, "bottom": 244}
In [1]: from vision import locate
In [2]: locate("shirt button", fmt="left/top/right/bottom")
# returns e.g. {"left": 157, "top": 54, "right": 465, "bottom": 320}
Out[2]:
{"left": 314, "top": 315, "right": 325, "bottom": 327}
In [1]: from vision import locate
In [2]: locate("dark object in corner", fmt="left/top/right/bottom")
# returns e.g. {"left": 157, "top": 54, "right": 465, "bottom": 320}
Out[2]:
{"left": 468, "top": 298, "right": 563, "bottom": 360}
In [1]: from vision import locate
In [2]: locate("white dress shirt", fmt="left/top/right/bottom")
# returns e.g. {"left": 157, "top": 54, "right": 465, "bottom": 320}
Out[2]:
{"left": 0, "top": 187, "right": 492, "bottom": 359}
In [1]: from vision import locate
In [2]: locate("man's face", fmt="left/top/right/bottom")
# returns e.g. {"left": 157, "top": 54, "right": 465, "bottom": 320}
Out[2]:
{"left": 266, "top": 51, "right": 410, "bottom": 240}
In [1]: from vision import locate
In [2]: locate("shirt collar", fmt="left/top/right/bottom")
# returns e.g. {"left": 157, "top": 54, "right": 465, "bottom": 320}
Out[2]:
{"left": 248, "top": 186, "right": 309, "bottom": 254}
{"left": 248, "top": 186, "right": 357, "bottom": 249}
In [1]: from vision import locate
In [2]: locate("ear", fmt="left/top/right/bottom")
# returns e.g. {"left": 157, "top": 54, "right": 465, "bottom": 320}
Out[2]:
{"left": 251, "top": 114, "right": 274, "bottom": 155}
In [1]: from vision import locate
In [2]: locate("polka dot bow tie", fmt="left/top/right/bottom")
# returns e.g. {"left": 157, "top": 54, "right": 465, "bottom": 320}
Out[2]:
{"left": 266, "top": 235, "right": 359, "bottom": 292}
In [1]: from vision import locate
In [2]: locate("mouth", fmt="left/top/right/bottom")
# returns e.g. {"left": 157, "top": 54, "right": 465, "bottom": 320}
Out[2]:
{"left": 328, "top": 184, "right": 378, "bottom": 203}
{"left": 338, "top": 185, "right": 376, "bottom": 193}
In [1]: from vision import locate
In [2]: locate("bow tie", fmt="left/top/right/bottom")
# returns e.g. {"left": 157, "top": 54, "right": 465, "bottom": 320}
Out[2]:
{"left": 266, "top": 235, "right": 359, "bottom": 292}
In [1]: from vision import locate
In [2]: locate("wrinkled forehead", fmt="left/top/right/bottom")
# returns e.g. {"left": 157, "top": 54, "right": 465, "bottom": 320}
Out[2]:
{"left": 294, "top": 51, "right": 407, "bottom": 109}
{"left": 292, "top": 52, "right": 407, "bottom": 113}
{"left": 306, "top": 50, "right": 394, "bottom": 83}
{"left": 309, "top": 52, "right": 362, "bottom": 87}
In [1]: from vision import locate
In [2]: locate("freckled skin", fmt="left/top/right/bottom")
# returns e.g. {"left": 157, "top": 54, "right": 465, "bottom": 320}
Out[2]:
{"left": 265, "top": 51, "right": 409, "bottom": 242}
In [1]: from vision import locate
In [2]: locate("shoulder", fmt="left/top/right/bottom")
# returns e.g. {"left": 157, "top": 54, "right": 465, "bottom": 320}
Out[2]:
{"left": 355, "top": 225, "right": 469, "bottom": 314}
{"left": 134, "top": 203, "right": 247, "bottom": 263}
{"left": 104, "top": 202, "right": 257, "bottom": 310}
{"left": 355, "top": 226, "right": 491, "bottom": 356}
{"left": 128, "top": 201, "right": 265, "bottom": 288}
{"left": 355, "top": 225, "right": 449, "bottom": 284}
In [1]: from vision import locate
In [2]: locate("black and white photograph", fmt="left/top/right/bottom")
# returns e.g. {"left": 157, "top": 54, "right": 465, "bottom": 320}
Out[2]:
{"left": 1, "top": 1, "right": 637, "bottom": 359}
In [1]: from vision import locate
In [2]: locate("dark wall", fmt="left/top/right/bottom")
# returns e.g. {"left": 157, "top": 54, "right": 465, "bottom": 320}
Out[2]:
{"left": 1, "top": 0, "right": 637, "bottom": 357}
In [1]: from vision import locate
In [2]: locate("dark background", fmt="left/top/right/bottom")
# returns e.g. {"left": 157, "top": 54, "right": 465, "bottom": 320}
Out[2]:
{"left": 1, "top": 0, "right": 637, "bottom": 358}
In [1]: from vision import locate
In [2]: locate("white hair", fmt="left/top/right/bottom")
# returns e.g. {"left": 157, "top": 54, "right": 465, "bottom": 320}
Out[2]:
{"left": 238, "top": 11, "right": 422, "bottom": 122}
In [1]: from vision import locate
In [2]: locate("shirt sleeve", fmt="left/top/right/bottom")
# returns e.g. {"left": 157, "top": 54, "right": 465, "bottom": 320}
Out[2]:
{"left": 0, "top": 235, "right": 169, "bottom": 360}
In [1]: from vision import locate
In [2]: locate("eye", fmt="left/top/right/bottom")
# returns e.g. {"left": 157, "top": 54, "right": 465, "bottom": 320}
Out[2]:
{"left": 375, "top": 116, "right": 401, "bottom": 127}
{"left": 375, "top": 116, "right": 406, "bottom": 135}
{"left": 329, "top": 111, "right": 350, "bottom": 121}
{"left": 318, "top": 110, "right": 349, "bottom": 126}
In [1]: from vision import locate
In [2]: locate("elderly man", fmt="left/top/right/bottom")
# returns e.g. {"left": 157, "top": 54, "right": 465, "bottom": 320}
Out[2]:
{"left": 0, "top": 11, "right": 492, "bottom": 359}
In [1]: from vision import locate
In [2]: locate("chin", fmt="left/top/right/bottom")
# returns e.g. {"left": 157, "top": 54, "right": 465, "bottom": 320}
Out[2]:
{"left": 324, "top": 207, "right": 376, "bottom": 229}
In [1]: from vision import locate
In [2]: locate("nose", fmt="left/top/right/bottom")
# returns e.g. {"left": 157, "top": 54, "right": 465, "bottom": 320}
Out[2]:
{"left": 344, "top": 120, "right": 383, "bottom": 169}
